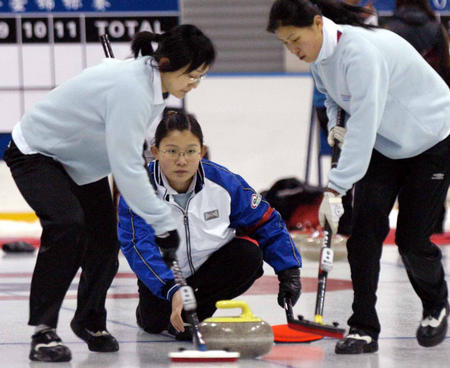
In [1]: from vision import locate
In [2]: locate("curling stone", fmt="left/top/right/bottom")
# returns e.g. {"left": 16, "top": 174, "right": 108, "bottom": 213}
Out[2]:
{"left": 291, "top": 230, "right": 348, "bottom": 261}
{"left": 199, "top": 300, "right": 273, "bottom": 358}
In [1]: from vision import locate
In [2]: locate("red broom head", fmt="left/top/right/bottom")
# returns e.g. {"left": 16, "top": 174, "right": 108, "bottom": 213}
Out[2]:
{"left": 272, "top": 324, "right": 323, "bottom": 343}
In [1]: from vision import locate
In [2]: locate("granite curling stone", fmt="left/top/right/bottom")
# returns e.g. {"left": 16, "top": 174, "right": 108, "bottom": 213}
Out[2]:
{"left": 199, "top": 300, "right": 273, "bottom": 358}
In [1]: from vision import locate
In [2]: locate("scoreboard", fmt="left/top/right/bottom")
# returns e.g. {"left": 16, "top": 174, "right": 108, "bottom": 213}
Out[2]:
{"left": 0, "top": 0, "right": 180, "bottom": 134}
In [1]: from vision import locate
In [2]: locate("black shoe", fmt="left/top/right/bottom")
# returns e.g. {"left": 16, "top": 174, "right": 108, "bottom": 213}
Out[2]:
{"left": 29, "top": 328, "right": 71, "bottom": 362}
{"left": 335, "top": 328, "right": 378, "bottom": 354}
{"left": 167, "top": 323, "right": 193, "bottom": 341}
{"left": 70, "top": 320, "right": 119, "bottom": 352}
{"left": 416, "top": 302, "right": 449, "bottom": 347}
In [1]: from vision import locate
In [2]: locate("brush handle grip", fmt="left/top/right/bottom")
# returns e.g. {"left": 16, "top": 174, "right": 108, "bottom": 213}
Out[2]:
{"left": 179, "top": 285, "right": 197, "bottom": 312}
{"left": 170, "top": 260, "right": 207, "bottom": 350}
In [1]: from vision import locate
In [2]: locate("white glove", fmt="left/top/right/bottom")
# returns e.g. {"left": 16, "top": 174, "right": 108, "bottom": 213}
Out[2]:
{"left": 318, "top": 191, "right": 344, "bottom": 234}
{"left": 327, "top": 126, "right": 346, "bottom": 148}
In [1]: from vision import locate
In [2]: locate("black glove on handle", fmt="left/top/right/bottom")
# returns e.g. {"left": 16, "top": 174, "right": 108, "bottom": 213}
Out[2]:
{"left": 155, "top": 230, "right": 180, "bottom": 268}
{"left": 277, "top": 267, "right": 302, "bottom": 308}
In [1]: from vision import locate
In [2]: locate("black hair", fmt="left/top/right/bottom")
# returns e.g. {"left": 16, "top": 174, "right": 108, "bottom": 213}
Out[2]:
{"left": 395, "top": 0, "right": 436, "bottom": 20}
{"left": 154, "top": 111, "right": 204, "bottom": 148}
{"left": 267, "top": 0, "right": 377, "bottom": 32}
{"left": 131, "top": 24, "right": 215, "bottom": 73}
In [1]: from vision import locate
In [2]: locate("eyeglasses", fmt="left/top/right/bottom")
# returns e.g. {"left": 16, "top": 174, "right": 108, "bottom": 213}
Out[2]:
{"left": 187, "top": 74, "right": 207, "bottom": 85}
{"left": 160, "top": 148, "right": 201, "bottom": 159}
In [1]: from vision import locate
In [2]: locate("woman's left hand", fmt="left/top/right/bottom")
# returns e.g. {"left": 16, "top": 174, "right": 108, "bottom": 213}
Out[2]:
{"left": 277, "top": 267, "right": 302, "bottom": 308}
{"left": 170, "top": 290, "right": 185, "bottom": 332}
{"left": 327, "top": 126, "right": 346, "bottom": 148}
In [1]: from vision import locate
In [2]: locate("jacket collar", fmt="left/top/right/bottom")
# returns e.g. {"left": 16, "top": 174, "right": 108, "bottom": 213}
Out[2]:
{"left": 150, "top": 160, "right": 205, "bottom": 201}
{"left": 314, "top": 17, "right": 343, "bottom": 65}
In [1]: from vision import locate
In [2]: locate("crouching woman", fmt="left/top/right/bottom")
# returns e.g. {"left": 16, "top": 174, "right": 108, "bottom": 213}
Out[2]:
{"left": 117, "top": 111, "right": 302, "bottom": 339}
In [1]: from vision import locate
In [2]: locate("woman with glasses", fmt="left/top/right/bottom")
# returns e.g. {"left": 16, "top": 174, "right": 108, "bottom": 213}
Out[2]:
{"left": 117, "top": 111, "right": 302, "bottom": 340}
{"left": 4, "top": 25, "right": 215, "bottom": 362}
{"left": 267, "top": 0, "right": 449, "bottom": 355}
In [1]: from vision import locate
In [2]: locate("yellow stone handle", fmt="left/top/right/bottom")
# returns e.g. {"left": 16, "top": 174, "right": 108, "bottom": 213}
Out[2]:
{"left": 215, "top": 300, "right": 256, "bottom": 320}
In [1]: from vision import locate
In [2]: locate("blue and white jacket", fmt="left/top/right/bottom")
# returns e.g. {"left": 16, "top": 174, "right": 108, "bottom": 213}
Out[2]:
{"left": 118, "top": 159, "right": 302, "bottom": 300}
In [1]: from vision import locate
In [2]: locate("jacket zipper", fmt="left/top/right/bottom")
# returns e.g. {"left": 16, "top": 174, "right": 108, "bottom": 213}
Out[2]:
{"left": 172, "top": 197, "right": 196, "bottom": 276}
{"left": 183, "top": 212, "right": 195, "bottom": 276}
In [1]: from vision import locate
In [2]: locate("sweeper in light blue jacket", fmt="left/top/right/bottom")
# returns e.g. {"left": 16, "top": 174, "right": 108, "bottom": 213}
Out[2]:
{"left": 118, "top": 111, "right": 302, "bottom": 340}
{"left": 4, "top": 25, "right": 215, "bottom": 362}
{"left": 268, "top": 0, "right": 449, "bottom": 355}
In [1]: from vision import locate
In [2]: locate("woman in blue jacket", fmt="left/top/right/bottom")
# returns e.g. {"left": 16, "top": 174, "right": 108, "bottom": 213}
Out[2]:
{"left": 267, "top": 0, "right": 449, "bottom": 355}
{"left": 118, "top": 111, "right": 302, "bottom": 339}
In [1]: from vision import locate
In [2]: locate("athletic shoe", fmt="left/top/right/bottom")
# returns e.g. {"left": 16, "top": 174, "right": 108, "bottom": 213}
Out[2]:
{"left": 70, "top": 320, "right": 119, "bottom": 352}
{"left": 335, "top": 328, "right": 378, "bottom": 354}
{"left": 29, "top": 328, "right": 71, "bottom": 362}
{"left": 416, "top": 302, "right": 449, "bottom": 347}
{"left": 167, "top": 322, "right": 193, "bottom": 341}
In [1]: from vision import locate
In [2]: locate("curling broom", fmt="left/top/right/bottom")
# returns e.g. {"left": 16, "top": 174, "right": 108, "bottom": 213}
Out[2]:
{"left": 168, "top": 259, "right": 239, "bottom": 362}
{"left": 286, "top": 108, "right": 347, "bottom": 339}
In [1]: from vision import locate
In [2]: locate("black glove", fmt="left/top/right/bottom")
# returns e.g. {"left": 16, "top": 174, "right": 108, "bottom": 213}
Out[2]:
{"left": 277, "top": 267, "right": 301, "bottom": 308}
{"left": 155, "top": 230, "right": 180, "bottom": 268}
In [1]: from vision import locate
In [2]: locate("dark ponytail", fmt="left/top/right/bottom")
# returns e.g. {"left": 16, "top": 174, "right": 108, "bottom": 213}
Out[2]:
{"left": 131, "top": 31, "right": 163, "bottom": 58}
{"left": 267, "top": 0, "right": 376, "bottom": 32}
{"left": 131, "top": 24, "right": 216, "bottom": 73}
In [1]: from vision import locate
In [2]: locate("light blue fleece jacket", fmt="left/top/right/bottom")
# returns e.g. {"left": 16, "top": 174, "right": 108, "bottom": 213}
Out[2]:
{"left": 12, "top": 56, "right": 175, "bottom": 234}
{"left": 311, "top": 20, "right": 450, "bottom": 195}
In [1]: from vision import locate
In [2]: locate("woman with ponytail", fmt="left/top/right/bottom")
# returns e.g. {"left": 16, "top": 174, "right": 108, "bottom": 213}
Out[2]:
{"left": 3, "top": 24, "right": 215, "bottom": 362}
{"left": 267, "top": 0, "right": 450, "bottom": 355}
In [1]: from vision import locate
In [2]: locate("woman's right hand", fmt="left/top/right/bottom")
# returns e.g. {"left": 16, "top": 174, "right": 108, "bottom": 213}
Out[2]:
{"left": 170, "top": 289, "right": 185, "bottom": 332}
{"left": 155, "top": 230, "right": 180, "bottom": 268}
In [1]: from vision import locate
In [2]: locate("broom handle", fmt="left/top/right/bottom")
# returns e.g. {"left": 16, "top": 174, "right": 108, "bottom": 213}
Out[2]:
{"left": 100, "top": 34, "right": 115, "bottom": 58}
{"left": 99, "top": 34, "right": 120, "bottom": 218}
{"left": 284, "top": 298, "right": 295, "bottom": 320}
{"left": 314, "top": 107, "right": 346, "bottom": 320}
{"left": 171, "top": 260, "right": 207, "bottom": 351}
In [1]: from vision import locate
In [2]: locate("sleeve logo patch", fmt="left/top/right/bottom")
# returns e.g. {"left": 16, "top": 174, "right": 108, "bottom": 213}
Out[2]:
{"left": 251, "top": 193, "right": 262, "bottom": 209}
{"left": 204, "top": 209, "right": 219, "bottom": 221}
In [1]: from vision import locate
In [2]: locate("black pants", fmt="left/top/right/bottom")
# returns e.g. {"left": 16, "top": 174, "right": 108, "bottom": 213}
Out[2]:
{"left": 136, "top": 237, "right": 263, "bottom": 333}
{"left": 347, "top": 135, "right": 449, "bottom": 339}
{"left": 4, "top": 140, "right": 120, "bottom": 330}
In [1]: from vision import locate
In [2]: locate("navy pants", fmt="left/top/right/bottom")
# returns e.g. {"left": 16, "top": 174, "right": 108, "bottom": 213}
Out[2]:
{"left": 4, "top": 140, "right": 120, "bottom": 330}
{"left": 347, "top": 135, "right": 449, "bottom": 339}
{"left": 136, "top": 237, "right": 263, "bottom": 333}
